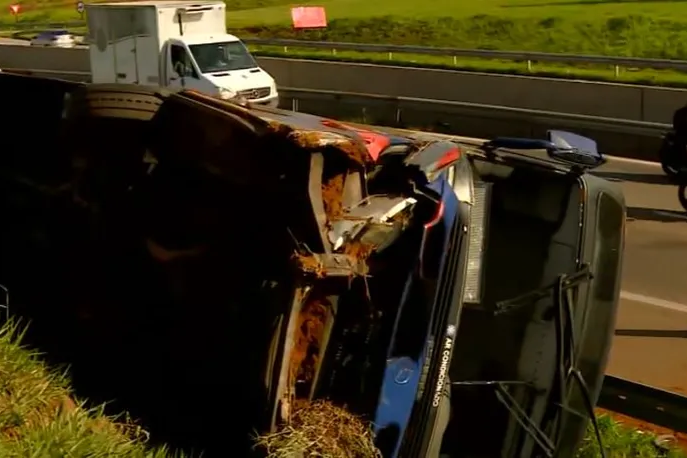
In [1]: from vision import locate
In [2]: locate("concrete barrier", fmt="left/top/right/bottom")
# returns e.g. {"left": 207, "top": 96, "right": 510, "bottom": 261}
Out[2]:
{"left": 0, "top": 45, "right": 89, "bottom": 72}
{"left": 258, "top": 58, "right": 687, "bottom": 124}
{"left": 1, "top": 44, "right": 686, "bottom": 124}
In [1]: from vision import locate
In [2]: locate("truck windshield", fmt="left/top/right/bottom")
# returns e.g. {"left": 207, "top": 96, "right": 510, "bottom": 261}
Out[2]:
{"left": 188, "top": 41, "right": 258, "bottom": 73}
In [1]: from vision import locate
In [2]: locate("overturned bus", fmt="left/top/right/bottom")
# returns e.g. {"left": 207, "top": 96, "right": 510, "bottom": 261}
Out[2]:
{"left": 0, "top": 73, "right": 625, "bottom": 458}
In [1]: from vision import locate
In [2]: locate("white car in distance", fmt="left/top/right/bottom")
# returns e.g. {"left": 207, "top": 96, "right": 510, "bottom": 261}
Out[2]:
{"left": 30, "top": 30, "right": 76, "bottom": 48}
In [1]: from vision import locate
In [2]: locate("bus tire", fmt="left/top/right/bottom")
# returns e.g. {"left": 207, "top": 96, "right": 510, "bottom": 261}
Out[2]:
{"left": 67, "top": 84, "right": 172, "bottom": 121}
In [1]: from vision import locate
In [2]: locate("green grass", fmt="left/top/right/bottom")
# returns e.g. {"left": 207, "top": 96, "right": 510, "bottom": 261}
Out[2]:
{"left": 226, "top": 1, "right": 687, "bottom": 63}
{"left": 5, "top": 0, "right": 687, "bottom": 86}
{"left": 577, "top": 414, "right": 686, "bottom": 458}
{"left": 0, "top": 319, "right": 179, "bottom": 458}
{"left": 250, "top": 46, "right": 687, "bottom": 88}
{"left": 230, "top": 13, "right": 687, "bottom": 87}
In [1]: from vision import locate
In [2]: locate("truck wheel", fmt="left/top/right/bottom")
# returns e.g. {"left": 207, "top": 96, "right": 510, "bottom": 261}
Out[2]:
{"left": 66, "top": 84, "right": 171, "bottom": 121}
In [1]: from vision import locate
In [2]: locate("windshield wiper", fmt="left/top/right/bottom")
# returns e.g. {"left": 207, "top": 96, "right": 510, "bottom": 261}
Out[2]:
{"left": 484, "top": 265, "right": 608, "bottom": 458}
{"left": 476, "top": 131, "right": 606, "bottom": 174}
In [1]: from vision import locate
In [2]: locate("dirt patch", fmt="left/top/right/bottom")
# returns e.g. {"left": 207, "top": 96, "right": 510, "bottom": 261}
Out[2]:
{"left": 336, "top": 140, "right": 373, "bottom": 166}
{"left": 290, "top": 131, "right": 325, "bottom": 150}
{"left": 256, "top": 399, "right": 381, "bottom": 458}
{"left": 322, "top": 173, "right": 345, "bottom": 220}
{"left": 343, "top": 241, "right": 374, "bottom": 261}
{"left": 289, "top": 296, "right": 331, "bottom": 397}
{"left": 291, "top": 252, "right": 325, "bottom": 278}
{"left": 597, "top": 408, "right": 687, "bottom": 453}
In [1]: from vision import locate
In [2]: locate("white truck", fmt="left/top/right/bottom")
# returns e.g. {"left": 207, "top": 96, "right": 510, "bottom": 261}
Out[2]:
{"left": 85, "top": 0, "right": 279, "bottom": 106}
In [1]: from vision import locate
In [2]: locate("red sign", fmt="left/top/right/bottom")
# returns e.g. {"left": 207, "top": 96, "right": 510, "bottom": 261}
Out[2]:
{"left": 9, "top": 4, "right": 20, "bottom": 15}
{"left": 291, "top": 6, "right": 327, "bottom": 29}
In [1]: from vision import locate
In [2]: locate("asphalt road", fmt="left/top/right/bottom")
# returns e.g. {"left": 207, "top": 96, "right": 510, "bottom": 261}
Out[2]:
{"left": 594, "top": 158, "right": 687, "bottom": 396}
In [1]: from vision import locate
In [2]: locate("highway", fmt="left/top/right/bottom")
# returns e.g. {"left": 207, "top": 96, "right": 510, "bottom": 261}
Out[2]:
{"left": 597, "top": 157, "right": 687, "bottom": 396}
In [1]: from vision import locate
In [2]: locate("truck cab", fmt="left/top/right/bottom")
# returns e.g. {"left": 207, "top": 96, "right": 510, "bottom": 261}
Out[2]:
{"left": 163, "top": 34, "right": 276, "bottom": 103}
{"left": 86, "top": 1, "right": 278, "bottom": 106}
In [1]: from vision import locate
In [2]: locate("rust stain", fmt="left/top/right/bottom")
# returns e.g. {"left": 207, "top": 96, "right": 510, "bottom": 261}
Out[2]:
{"left": 292, "top": 252, "right": 325, "bottom": 278}
{"left": 288, "top": 296, "right": 331, "bottom": 396}
{"left": 290, "top": 131, "right": 325, "bottom": 149}
{"left": 267, "top": 120, "right": 292, "bottom": 136}
{"left": 336, "top": 138, "right": 373, "bottom": 166}
{"left": 342, "top": 241, "right": 374, "bottom": 262}
{"left": 288, "top": 130, "right": 371, "bottom": 166}
{"left": 322, "top": 173, "right": 345, "bottom": 220}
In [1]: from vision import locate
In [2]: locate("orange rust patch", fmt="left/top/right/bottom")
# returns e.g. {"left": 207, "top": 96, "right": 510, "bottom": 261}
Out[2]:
{"left": 337, "top": 139, "right": 372, "bottom": 166}
{"left": 292, "top": 252, "right": 325, "bottom": 278}
{"left": 288, "top": 130, "right": 371, "bottom": 166}
{"left": 322, "top": 173, "right": 345, "bottom": 220}
{"left": 288, "top": 296, "right": 331, "bottom": 394}
{"left": 267, "top": 120, "right": 292, "bottom": 136}
{"left": 342, "top": 241, "right": 374, "bottom": 262}
{"left": 290, "top": 131, "right": 324, "bottom": 149}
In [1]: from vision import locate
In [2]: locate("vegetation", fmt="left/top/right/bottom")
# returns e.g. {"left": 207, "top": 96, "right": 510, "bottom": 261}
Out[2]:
{"left": 255, "top": 400, "right": 381, "bottom": 458}
{"left": 234, "top": 14, "right": 687, "bottom": 88}
{"left": 0, "top": 319, "right": 178, "bottom": 458}
{"left": 578, "top": 414, "right": 686, "bottom": 458}
{"left": 3, "top": 0, "right": 687, "bottom": 85}
{"left": 226, "top": 0, "right": 687, "bottom": 86}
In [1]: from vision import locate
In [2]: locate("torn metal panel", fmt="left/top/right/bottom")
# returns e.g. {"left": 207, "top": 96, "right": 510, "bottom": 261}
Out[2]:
{"left": 328, "top": 196, "right": 418, "bottom": 251}
{"left": 292, "top": 252, "right": 370, "bottom": 278}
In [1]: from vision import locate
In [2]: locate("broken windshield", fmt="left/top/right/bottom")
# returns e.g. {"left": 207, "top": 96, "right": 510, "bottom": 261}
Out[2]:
{"left": 189, "top": 41, "right": 258, "bottom": 74}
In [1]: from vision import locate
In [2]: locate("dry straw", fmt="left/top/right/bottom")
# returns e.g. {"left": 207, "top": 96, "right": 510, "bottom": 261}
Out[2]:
{"left": 255, "top": 400, "right": 382, "bottom": 458}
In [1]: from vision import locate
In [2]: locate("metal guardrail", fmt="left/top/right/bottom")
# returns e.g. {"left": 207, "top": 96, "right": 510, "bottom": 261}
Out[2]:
{"left": 244, "top": 38, "right": 687, "bottom": 73}
{"left": 280, "top": 87, "right": 670, "bottom": 137}
{"left": 599, "top": 375, "right": 687, "bottom": 433}
{"left": 0, "top": 68, "right": 671, "bottom": 139}
{"left": 3, "top": 21, "right": 687, "bottom": 73}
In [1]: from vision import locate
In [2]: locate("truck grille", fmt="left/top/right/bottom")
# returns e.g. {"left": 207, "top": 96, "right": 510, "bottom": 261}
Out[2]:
{"left": 237, "top": 87, "right": 271, "bottom": 100}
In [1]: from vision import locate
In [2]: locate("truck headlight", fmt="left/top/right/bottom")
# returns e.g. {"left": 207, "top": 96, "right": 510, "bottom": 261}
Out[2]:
{"left": 218, "top": 88, "right": 235, "bottom": 100}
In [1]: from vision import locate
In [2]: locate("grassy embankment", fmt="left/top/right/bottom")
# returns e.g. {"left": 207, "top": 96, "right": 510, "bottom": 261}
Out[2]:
{"left": 0, "top": 319, "right": 180, "bottom": 457}
{"left": 4, "top": 0, "right": 687, "bottom": 86}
